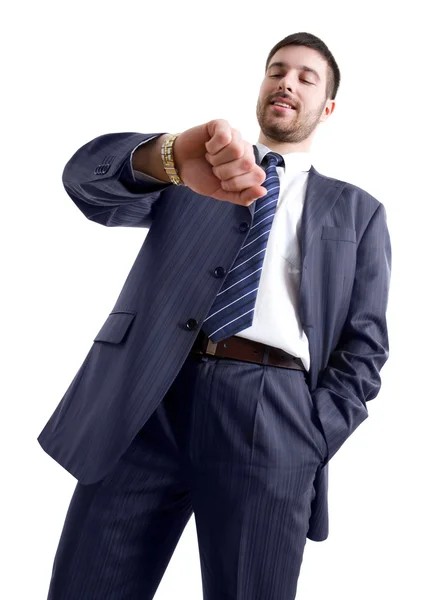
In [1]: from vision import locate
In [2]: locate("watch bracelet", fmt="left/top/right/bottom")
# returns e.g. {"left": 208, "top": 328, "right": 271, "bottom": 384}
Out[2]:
{"left": 161, "top": 133, "right": 185, "bottom": 185}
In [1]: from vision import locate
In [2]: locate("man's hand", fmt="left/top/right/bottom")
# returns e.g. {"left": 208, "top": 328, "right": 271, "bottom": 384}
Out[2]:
{"left": 173, "top": 119, "right": 267, "bottom": 206}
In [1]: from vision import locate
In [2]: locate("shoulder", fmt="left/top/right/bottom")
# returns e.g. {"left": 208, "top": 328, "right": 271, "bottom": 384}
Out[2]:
{"left": 310, "top": 165, "right": 384, "bottom": 213}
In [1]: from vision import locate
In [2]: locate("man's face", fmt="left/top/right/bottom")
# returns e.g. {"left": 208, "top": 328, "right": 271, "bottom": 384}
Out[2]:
{"left": 256, "top": 45, "right": 334, "bottom": 145}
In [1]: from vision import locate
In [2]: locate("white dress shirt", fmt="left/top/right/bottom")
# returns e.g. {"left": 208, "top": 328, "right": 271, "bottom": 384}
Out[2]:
{"left": 130, "top": 139, "right": 313, "bottom": 371}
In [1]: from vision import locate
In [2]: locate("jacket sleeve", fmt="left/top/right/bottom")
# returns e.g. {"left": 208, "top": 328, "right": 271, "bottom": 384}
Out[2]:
{"left": 61, "top": 131, "right": 172, "bottom": 228}
{"left": 312, "top": 202, "right": 392, "bottom": 466}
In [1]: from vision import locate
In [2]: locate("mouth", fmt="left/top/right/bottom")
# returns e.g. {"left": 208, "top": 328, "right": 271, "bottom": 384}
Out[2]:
{"left": 269, "top": 102, "right": 296, "bottom": 113}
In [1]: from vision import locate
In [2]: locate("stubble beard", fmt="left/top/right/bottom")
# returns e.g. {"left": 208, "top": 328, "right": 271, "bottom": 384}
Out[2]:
{"left": 256, "top": 98, "right": 326, "bottom": 144}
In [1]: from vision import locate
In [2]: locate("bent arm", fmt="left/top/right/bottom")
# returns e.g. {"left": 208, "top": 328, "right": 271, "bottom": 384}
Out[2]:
{"left": 312, "top": 202, "right": 392, "bottom": 465}
{"left": 62, "top": 131, "right": 172, "bottom": 227}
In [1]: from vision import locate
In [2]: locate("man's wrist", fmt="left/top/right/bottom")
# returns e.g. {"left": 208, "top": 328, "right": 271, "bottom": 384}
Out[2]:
{"left": 132, "top": 133, "right": 171, "bottom": 183}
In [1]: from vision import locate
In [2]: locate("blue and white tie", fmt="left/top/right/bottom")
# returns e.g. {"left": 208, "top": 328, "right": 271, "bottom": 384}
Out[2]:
{"left": 201, "top": 151, "right": 285, "bottom": 342}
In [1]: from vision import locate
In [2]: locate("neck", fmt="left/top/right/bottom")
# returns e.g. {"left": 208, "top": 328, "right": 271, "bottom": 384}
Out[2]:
{"left": 257, "top": 133, "right": 313, "bottom": 154}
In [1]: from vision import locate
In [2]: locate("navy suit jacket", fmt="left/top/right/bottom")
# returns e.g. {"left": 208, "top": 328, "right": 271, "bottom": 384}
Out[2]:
{"left": 37, "top": 131, "right": 392, "bottom": 542}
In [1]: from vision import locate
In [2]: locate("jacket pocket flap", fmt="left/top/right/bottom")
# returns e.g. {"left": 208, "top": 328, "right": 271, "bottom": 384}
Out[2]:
{"left": 93, "top": 311, "right": 136, "bottom": 344}
{"left": 321, "top": 226, "right": 357, "bottom": 242}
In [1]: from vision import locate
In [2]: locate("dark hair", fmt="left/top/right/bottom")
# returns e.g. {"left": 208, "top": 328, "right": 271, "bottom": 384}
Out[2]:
{"left": 265, "top": 32, "right": 341, "bottom": 101}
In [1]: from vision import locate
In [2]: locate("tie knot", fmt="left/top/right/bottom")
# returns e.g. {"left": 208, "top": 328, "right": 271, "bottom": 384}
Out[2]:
{"left": 264, "top": 151, "right": 284, "bottom": 169}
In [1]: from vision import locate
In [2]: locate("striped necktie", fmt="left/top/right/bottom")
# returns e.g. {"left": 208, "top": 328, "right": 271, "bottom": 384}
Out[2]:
{"left": 201, "top": 150, "right": 285, "bottom": 342}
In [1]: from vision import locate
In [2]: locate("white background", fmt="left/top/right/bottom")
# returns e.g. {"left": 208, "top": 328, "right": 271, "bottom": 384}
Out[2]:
{"left": 2, "top": 0, "right": 442, "bottom": 598}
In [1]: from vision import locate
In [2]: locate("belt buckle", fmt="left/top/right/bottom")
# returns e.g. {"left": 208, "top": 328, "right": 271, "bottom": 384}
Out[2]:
{"left": 204, "top": 338, "right": 218, "bottom": 355}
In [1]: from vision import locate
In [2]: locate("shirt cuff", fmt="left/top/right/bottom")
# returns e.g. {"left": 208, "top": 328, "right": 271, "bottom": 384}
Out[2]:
{"left": 132, "top": 169, "right": 167, "bottom": 184}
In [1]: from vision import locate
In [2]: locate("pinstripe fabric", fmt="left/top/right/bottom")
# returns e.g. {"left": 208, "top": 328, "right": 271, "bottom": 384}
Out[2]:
{"left": 202, "top": 152, "right": 285, "bottom": 341}
{"left": 47, "top": 352, "right": 325, "bottom": 599}
{"left": 38, "top": 131, "right": 391, "bottom": 551}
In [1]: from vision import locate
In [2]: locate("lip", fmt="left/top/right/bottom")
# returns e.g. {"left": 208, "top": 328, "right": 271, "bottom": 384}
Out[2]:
{"left": 270, "top": 104, "right": 295, "bottom": 113}
{"left": 271, "top": 97, "right": 296, "bottom": 109}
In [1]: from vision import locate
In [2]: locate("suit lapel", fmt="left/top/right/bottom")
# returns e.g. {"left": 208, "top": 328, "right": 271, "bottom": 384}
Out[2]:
{"left": 245, "top": 146, "right": 345, "bottom": 383}
{"left": 251, "top": 145, "right": 343, "bottom": 265}
{"left": 299, "top": 166, "right": 343, "bottom": 265}
{"left": 248, "top": 144, "right": 262, "bottom": 221}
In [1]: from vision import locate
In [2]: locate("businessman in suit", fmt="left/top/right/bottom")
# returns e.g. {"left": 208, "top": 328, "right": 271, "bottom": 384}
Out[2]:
{"left": 38, "top": 31, "right": 391, "bottom": 599}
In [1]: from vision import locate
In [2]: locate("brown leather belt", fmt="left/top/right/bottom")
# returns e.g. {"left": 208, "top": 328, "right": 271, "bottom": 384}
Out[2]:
{"left": 191, "top": 330, "right": 306, "bottom": 371}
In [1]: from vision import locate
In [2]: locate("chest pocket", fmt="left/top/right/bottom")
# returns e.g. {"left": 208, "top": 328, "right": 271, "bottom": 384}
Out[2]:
{"left": 320, "top": 226, "right": 357, "bottom": 315}
{"left": 321, "top": 226, "right": 357, "bottom": 243}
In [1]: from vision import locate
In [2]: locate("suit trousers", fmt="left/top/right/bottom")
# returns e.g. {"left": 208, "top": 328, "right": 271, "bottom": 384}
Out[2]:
{"left": 46, "top": 348, "right": 326, "bottom": 600}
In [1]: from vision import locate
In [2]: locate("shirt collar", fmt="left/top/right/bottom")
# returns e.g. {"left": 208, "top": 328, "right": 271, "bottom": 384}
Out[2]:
{"left": 254, "top": 141, "right": 312, "bottom": 173}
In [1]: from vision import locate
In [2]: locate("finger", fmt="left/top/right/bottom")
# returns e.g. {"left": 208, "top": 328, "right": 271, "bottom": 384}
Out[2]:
{"left": 219, "top": 168, "right": 266, "bottom": 192}
{"left": 205, "top": 129, "right": 244, "bottom": 166}
{"left": 211, "top": 184, "right": 268, "bottom": 205}
{"left": 240, "top": 185, "right": 268, "bottom": 204}
{"left": 205, "top": 119, "right": 233, "bottom": 154}
{"left": 210, "top": 139, "right": 255, "bottom": 179}
{"left": 213, "top": 153, "right": 262, "bottom": 183}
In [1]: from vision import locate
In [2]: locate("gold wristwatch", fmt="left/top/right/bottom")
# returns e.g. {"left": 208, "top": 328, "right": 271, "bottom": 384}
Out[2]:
{"left": 161, "top": 133, "right": 185, "bottom": 185}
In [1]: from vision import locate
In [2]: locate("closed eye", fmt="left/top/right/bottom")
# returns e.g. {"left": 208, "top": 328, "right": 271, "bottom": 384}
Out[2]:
{"left": 270, "top": 75, "right": 313, "bottom": 85}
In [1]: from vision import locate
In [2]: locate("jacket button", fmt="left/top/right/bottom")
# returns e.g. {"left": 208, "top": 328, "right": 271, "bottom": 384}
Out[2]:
{"left": 186, "top": 319, "right": 198, "bottom": 330}
{"left": 239, "top": 221, "right": 250, "bottom": 232}
{"left": 214, "top": 266, "right": 226, "bottom": 278}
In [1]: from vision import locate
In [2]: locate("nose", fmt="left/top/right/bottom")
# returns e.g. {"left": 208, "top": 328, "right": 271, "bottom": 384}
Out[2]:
{"left": 279, "top": 81, "right": 292, "bottom": 93}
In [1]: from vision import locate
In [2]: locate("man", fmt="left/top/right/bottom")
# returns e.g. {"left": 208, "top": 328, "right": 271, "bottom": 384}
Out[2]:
{"left": 38, "top": 31, "right": 391, "bottom": 599}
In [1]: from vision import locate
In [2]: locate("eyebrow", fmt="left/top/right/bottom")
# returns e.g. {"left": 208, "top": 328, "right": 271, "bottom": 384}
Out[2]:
{"left": 266, "top": 61, "right": 320, "bottom": 82}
